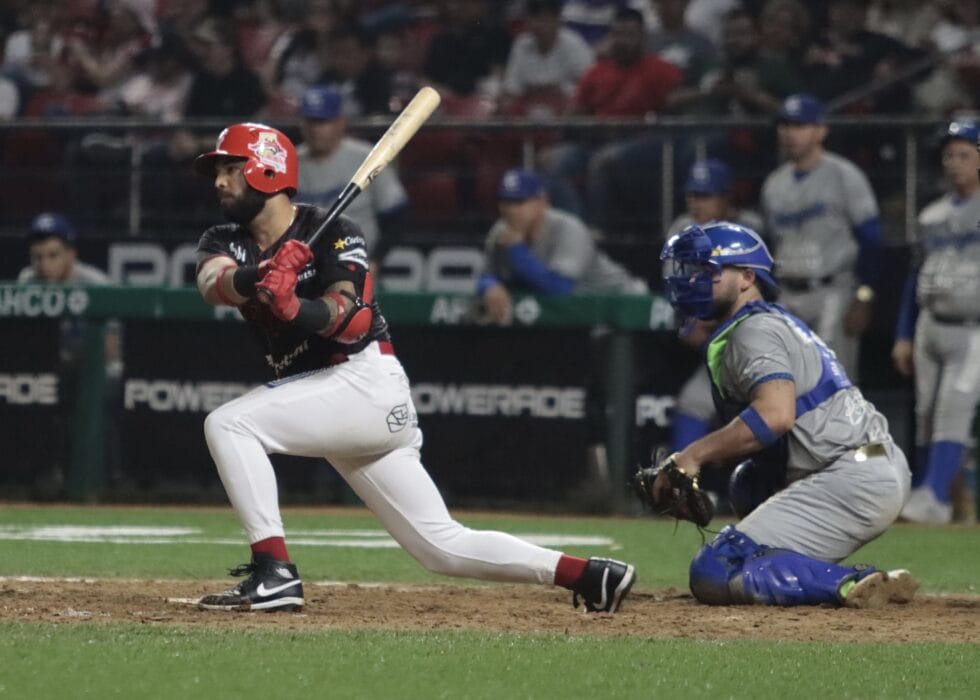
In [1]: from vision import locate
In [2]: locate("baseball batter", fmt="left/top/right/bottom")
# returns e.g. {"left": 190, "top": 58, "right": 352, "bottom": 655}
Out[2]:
{"left": 893, "top": 121, "right": 980, "bottom": 524}
{"left": 294, "top": 85, "right": 407, "bottom": 261}
{"left": 653, "top": 221, "right": 915, "bottom": 608}
{"left": 761, "top": 94, "right": 882, "bottom": 380}
{"left": 190, "top": 122, "right": 636, "bottom": 613}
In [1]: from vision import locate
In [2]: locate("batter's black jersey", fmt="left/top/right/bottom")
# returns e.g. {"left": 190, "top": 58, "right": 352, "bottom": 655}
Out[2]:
{"left": 196, "top": 204, "right": 391, "bottom": 379}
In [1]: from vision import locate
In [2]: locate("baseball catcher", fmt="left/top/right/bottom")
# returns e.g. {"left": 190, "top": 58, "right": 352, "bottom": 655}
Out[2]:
{"left": 642, "top": 221, "right": 918, "bottom": 609}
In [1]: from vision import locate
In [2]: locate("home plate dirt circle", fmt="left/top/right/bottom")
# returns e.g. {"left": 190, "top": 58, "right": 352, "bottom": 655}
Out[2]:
{"left": 2, "top": 577, "right": 979, "bottom": 642}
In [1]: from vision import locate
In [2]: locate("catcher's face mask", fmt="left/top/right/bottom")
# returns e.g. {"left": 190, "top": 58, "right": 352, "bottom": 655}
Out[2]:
{"left": 660, "top": 225, "right": 719, "bottom": 319}
{"left": 662, "top": 222, "right": 779, "bottom": 319}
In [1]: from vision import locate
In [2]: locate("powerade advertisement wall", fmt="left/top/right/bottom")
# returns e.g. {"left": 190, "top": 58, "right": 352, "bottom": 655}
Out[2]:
{"left": 0, "top": 236, "right": 688, "bottom": 505}
{"left": 117, "top": 322, "right": 612, "bottom": 502}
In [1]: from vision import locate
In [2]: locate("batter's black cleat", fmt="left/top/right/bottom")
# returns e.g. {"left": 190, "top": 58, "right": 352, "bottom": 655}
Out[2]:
{"left": 198, "top": 553, "right": 304, "bottom": 612}
{"left": 571, "top": 557, "right": 636, "bottom": 613}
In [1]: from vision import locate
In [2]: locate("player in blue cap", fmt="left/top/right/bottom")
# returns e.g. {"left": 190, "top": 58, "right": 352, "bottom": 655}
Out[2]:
{"left": 477, "top": 167, "right": 647, "bottom": 323}
{"left": 894, "top": 120, "right": 980, "bottom": 524}
{"left": 761, "top": 93, "right": 883, "bottom": 382}
{"left": 18, "top": 213, "right": 108, "bottom": 284}
{"left": 663, "top": 159, "right": 765, "bottom": 458}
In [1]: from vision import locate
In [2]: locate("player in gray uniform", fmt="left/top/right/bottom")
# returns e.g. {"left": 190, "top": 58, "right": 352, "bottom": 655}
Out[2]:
{"left": 761, "top": 94, "right": 882, "bottom": 381}
{"left": 477, "top": 168, "right": 647, "bottom": 325}
{"left": 294, "top": 85, "right": 408, "bottom": 265}
{"left": 893, "top": 121, "right": 980, "bottom": 524}
{"left": 666, "top": 158, "right": 764, "bottom": 452}
{"left": 655, "top": 221, "right": 915, "bottom": 608}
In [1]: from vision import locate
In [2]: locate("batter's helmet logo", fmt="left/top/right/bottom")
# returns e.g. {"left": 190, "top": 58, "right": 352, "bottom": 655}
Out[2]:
{"left": 247, "top": 132, "right": 288, "bottom": 174}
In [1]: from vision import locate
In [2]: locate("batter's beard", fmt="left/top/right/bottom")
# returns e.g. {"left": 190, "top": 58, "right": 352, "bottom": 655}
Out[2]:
{"left": 220, "top": 188, "right": 269, "bottom": 225}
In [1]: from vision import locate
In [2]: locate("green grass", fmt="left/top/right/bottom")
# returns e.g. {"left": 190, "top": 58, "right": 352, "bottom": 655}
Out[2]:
{"left": 1, "top": 504, "right": 977, "bottom": 593}
{"left": 2, "top": 624, "right": 979, "bottom": 700}
{"left": 0, "top": 505, "right": 978, "bottom": 699}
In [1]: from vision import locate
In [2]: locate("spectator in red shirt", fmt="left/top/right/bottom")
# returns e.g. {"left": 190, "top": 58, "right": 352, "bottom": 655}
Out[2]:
{"left": 539, "top": 8, "right": 683, "bottom": 233}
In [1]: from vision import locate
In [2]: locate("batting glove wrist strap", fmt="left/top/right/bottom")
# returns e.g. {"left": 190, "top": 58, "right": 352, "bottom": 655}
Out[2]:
{"left": 232, "top": 263, "right": 268, "bottom": 297}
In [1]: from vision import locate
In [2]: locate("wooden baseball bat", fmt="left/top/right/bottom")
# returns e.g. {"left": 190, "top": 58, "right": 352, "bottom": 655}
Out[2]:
{"left": 306, "top": 86, "right": 441, "bottom": 248}
{"left": 257, "top": 86, "right": 440, "bottom": 304}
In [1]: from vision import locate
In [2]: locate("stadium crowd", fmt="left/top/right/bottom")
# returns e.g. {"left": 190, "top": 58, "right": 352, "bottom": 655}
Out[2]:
{"left": 0, "top": 0, "right": 976, "bottom": 235}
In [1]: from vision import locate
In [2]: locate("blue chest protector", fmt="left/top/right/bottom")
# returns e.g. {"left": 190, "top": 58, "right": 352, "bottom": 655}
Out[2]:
{"left": 705, "top": 300, "right": 852, "bottom": 422}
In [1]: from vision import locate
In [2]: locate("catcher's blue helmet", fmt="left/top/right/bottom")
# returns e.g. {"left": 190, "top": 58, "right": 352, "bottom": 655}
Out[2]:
{"left": 660, "top": 222, "right": 778, "bottom": 319}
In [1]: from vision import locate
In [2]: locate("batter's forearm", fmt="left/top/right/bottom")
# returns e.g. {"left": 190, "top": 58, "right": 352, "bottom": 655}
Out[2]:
{"left": 197, "top": 257, "right": 250, "bottom": 307}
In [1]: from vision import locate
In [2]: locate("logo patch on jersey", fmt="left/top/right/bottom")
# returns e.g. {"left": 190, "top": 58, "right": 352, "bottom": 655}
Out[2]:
{"left": 334, "top": 235, "right": 366, "bottom": 250}
{"left": 386, "top": 403, "right": 414, "bottom": 432}
{"left": 247, "top": 132, "right": 288, "bottom": 173}
{"left": 228, "top": 242, "right": 247, "bottom": 263}
{"left": 338, "top": 249, "right": 368, "bottom": 269}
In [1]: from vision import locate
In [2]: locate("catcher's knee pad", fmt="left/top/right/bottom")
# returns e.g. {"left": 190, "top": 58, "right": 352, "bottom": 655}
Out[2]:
{"left": 732, "top": 550, "right": 878, "bottom": 606}
{"left": 689, "top": 525, "right": 876, "bottom": 606}
{"left": 689, "top": 525, "right": 764, "bottom": 605}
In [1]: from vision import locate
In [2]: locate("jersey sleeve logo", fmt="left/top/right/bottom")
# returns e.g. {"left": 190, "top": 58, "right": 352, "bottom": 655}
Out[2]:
{"left": 248, "top": 132, "right": 288, "bottom": 173}
{"left": 229, "top": 241, "right": 247, "bottom": 263}
{"left": 332, "top": 235, "right": 368, "bottom": 267}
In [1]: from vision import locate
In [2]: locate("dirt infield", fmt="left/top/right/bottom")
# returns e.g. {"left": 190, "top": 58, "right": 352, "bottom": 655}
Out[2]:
{"left": 2, "top": 577, "right": 978, "bottom": 643}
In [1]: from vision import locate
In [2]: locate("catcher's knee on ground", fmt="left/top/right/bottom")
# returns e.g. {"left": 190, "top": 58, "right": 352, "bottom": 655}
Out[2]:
{"left": 689, "top": 525, "right": 873, "bottom": 606}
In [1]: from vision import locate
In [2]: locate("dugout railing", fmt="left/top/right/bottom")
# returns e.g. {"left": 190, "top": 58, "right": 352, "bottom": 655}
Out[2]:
{"left": 0, "top": 114, "right": 957, "bottom": 246}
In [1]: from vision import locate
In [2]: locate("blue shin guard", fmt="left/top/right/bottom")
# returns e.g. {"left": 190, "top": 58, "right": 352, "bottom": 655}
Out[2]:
{"left": 689, "top": 525, "right": 876, "bottom": 606}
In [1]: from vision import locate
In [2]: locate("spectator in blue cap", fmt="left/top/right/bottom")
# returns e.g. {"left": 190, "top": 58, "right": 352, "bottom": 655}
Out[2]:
{"left": 18, "top": 213, "right": 108, "bottom": 285}
{"left": 477, "top": 167, "right": 646, "bottom": 325}
{"left": 893, "top": 120, "right": 980, "bottom": 524}
{"left": 760, "top": 92, "right": 883, "bottom": 382}
{"left": 295, "top": 84, "right": 408, "bottom": 270}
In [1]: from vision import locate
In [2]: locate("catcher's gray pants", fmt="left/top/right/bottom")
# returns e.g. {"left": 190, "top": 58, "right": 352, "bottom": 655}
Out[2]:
{"left": 203, "top": 341, "right": 561, "bottom": 584}
{"left": 779, "top": 272, "right": 859, "bottom": 382}
{"left": 913, "top": 311, "right": 980, "bottom": 445}
{"left": 738, "top": 440, "right": 910, "bottom": 562}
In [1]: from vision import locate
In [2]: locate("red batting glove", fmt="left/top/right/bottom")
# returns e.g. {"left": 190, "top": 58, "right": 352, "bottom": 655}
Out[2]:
{"left": 271, "top": 239, "right": 313, "bottom": 272}
{"left": 256, "top": 265, "right": 300, "bottom": 321}
{"left": 256, "top": 258, "right": 273, "bottom": 280}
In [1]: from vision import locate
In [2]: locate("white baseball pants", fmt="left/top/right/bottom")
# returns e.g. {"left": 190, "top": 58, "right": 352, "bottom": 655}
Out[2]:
{"left": 203, "top": 341, "right": 561, "bottom": 584}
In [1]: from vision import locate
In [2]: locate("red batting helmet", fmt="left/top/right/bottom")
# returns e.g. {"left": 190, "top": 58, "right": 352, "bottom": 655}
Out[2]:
{"left": 193, "top": 122, "right": 298, "bottom": 196}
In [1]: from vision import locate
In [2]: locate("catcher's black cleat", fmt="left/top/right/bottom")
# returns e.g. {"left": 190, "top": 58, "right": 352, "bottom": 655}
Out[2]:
{"left": 198, "top": 553, "right": 304, "bottom": 612}
{"left": 571, "top": 557, "right": 636, "bottom": 613}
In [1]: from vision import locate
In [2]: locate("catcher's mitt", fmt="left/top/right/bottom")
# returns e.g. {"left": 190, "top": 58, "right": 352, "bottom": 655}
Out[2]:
{"left": 632, "top": 450, "right": 714, "bottom": 527}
